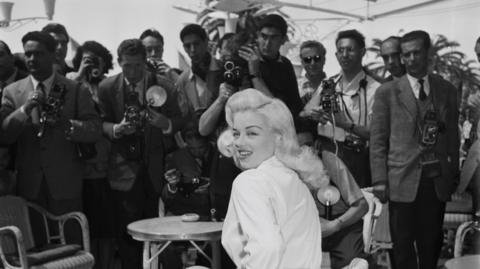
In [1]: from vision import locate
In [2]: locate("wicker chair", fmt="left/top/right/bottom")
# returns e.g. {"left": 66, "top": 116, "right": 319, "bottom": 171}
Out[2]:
{"left": 454, "top": 220, "right": 480, "bottom": 257}
{"left": 0, "top": 196, "right": 94, "bottom": 269}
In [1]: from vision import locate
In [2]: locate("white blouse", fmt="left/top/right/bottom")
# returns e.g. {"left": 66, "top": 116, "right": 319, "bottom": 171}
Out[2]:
{"left": 221, "top": 156, "right": 323, "bottom": 269}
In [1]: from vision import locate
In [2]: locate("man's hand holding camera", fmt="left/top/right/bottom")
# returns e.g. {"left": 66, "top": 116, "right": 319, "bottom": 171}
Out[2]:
{"left": 238, "top": 44, "right": 261, "bottom": 77}
{"left": 304, "top": 106, "right": 351, "bottom": 129}
{"left": 113, "top": 117, "right": 137, "bottom": 138}
{"left": 217, "top": 83, "right": 235, "bottom": 104}
{"left": 22, "top": 89, "right": 45, "bottom": 116}
{"left": 146, "top": 107, "right": 171, "bottom": 131}
{"left": 164, "top": 168, "right": 180, "bottom": 193}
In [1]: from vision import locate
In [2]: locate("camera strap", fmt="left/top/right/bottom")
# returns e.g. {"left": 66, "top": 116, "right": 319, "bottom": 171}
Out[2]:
{"left": 43, "top": 83, "right": 67, "bottom": 118}
{"left": 339, "top": 75, "right": 368, "bottom": 128}
{"left": 415, "top": 90, "right": 440, "bottom": 151}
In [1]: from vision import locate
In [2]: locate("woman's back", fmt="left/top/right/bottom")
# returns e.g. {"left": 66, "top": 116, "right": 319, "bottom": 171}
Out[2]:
{"left": 222, "top": 156, "right": 323, "bottom": 269}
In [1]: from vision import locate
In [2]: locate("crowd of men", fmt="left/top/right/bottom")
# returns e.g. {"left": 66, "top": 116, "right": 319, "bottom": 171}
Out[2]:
{"left": 0, "top": 12, "right": 476, "bottom": 269}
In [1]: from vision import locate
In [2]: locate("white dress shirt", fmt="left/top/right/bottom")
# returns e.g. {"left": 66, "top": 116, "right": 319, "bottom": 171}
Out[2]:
{"left": 336, "top": 70, "right": 380, "bottom": 129}
{"left": 406, "top": 73, "right": 430, "bottom": 100}
{"left": 222, "top": 156, "right": 323, "bottom": 269}
{"left": 30, "top": 72, "right": 55, "bottom": 94}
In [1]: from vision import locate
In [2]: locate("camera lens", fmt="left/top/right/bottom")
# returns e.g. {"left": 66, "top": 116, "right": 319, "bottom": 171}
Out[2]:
{"left": 224, "top": 61, "right": 235, "bottom": 71}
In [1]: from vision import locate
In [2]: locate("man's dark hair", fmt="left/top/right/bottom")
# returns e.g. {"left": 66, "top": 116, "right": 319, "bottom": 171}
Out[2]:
{"left": 217, "top": 33, "right": 235, "bottom": 50}
{"left": 41, "top": 23, "right": 69, "bottom": 42}
{"left": 180, "top": 24, "right": 208, "bottom": 42}
{"left": 0, "top": 40, "right": 12, "bottom": 55}
{"left": 336, "top": 29, "right": 365, "bottom": 49}
{"left": 259, "top": 14, "right": 288, "bottom": 36}
{"left": 299, "top": 40, "right": 326, "bottom": 57}
{"left": 382, "top": 36, "right": 401, "bottom": 45}
{"left": 72, "top": 41, "right": 113, "bottom": 73}
{"left": 21, "top": 31, "right": 56, "bottom": 53}
{"left": 181, "top": 121, "right": 204, "bottom": 142}
{"left": 475, "top": 36, "right": 480, "bottom": 44}
{"left": 140, "top": 28, "right": 164, "bottom": 45}
{"left": 401, "top": 30, "right": 431, "bottom": 50}
{"left": 117, "top": 39, "right": 146, "bottom": 61}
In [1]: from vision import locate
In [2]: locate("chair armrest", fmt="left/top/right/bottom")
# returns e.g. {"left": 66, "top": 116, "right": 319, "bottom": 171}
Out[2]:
{"left": 26, "top": 202, "right": 91, "bottom": 253}
{"left": 0, "top": 226, "right": 28, "bottom": 268}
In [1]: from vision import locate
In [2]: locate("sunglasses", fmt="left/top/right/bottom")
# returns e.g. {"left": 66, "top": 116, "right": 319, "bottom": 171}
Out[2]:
{"left": 302, "top": 55, "right": 322, "bottom": 64}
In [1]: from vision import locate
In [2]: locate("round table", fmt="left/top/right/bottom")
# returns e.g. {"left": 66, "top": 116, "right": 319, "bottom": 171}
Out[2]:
{"left": 128, "top": 216, "right": 223, "bottom": 269}
{"left": 444, "top": 254, "right": 480, "bottom": 269}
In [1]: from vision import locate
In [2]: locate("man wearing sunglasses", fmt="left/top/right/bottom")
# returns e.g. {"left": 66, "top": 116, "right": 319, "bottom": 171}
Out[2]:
{"left": 303, "top": 29, "right": 381, "bottom": 188}
{"left": 298, "top": 40, "right": 327, "bottom": 105}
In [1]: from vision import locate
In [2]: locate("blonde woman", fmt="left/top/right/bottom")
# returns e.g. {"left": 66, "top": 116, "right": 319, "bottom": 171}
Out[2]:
{"left": 218, "top": 89, "right": 329, "bottom": 268}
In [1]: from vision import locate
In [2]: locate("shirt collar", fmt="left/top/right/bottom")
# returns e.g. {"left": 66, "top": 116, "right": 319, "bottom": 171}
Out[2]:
{"left": 30, "top": 72, "right": 55, "bottom": 93}
{"left": 406, "top": 73, "right": 430, "bottom": 98}
{"left": 339, "top": 69, "right": 366, "bottom": 94}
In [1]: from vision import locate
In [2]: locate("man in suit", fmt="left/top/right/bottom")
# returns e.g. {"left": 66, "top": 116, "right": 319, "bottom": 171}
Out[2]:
{"left": 0, "top": 31, "right": 101, "bottom": 240}
{"left": 370, "top": 30, "right": 459, "bottom": 269}
{"left": 0, "top": 40, "right": 28, "bottom": 194}
{"left": 98, "top": 38, "right": 183, "bottom": 269}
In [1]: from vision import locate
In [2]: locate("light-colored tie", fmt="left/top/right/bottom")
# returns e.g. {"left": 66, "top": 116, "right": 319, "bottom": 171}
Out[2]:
{"left": 31, "top": 83, "right": 46, "bottom": 124}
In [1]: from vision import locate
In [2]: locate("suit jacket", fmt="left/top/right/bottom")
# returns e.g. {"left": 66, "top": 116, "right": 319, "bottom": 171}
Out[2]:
{"left": 0, "top": 74, "right": 101, "bottom": 200}
{"left": 98, "top": 72, "right": 183, "bottom": 193}
{"left": 370, "top": 74, "right": 459, "bottom": 202}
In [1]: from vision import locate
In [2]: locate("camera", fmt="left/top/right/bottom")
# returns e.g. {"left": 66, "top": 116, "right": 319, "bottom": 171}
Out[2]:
{"left": 124, "top": 91, "right": 144, "bottom": 131}
{"left": 421, "top": 110, "right": 440, "bottom": 146}
{"left": 178, "top": 177, "right": 210, "bottom": 197}
{"left": 223, "top": 60, "right": 244, "bottom": 87}
{"left": 38, "top": 84, "right": 66, "bottom": 137}
{"left": 343, "top": 134, "right": 366, "bottom": 153}
{"left": 37, "top": 84, "right": 66, "bottom": 137}
{"left": 221, "top": 32, "right": 253, "bottom": 87}
{"left": 320, "top": 79, "right": 339, "bottom": 113}
{"left": 85, "top": 56, "right": 101, "bottom": 81}
{"left": 146, "top": 58, "right": 164, "bottom": 73}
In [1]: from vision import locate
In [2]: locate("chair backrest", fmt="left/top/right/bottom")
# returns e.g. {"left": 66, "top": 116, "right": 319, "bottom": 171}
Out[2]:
{"left": 454, "top": 220, "right": 480, "bottom": 257}
{"left": 0, "top": 196, "right": 35, "bottom": 253}
{"left": 361, "top": 190, "right": 383, "bottom": 254}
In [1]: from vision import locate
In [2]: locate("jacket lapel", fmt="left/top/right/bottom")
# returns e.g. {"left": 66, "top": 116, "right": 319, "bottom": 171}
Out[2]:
{"left": 397, "top": 75, "right": 417, "bottom": 119}
{"left": 429, "top": 75, "right": 447, "bottom": 119}
{"left": 114, "top": 74, "right": 125, "bottom": 121}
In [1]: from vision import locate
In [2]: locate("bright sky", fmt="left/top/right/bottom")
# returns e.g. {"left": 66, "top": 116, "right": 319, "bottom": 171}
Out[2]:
{"left": 1, "top": 0, "right": 479, "bottom": 76}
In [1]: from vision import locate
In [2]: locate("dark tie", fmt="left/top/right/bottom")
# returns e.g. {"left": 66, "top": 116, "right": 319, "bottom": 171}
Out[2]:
{"left": 418, "top": 79, "right": 426, "bottom": 101}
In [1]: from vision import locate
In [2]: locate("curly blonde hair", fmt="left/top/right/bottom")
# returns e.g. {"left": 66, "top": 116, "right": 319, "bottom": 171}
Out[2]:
{"left": 218, "top": 88, "right": 329, "bottom": 190}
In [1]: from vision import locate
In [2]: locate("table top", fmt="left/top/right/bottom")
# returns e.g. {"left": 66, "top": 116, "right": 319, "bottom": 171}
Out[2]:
{"left": 445, "top": 254, "right": 480, "bottom": 269}
{"left": 127, "top": 216, "right": 223, "bottom": 242}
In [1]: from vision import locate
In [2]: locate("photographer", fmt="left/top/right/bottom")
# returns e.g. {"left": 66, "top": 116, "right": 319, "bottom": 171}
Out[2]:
{"left": 301, "top": 30, "right": 381, "bottom": 188}
{"left": 67, "top": 41, "right": 115, "bottom": 269}
{"left": 370, "top": 30, "right": 459, "bottom": 269}
{"left": 237, "top": 14, "right": 303, "bottom": 119}
{"left": 140, "top": 28, "right": 179, "bottom": 84}
{"left": 161, "top": 122, "right": 214, "bottom": 216}
{"left": 0, "top": 31, "right": 101, "bottom": 243}
{"left": 98, "top": 38, "right": 183, "bottom": 269}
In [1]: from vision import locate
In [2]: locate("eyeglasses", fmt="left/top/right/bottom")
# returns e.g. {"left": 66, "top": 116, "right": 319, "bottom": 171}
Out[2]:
{"left": 302, "top": 55, "right": 322, "bottom": 64}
